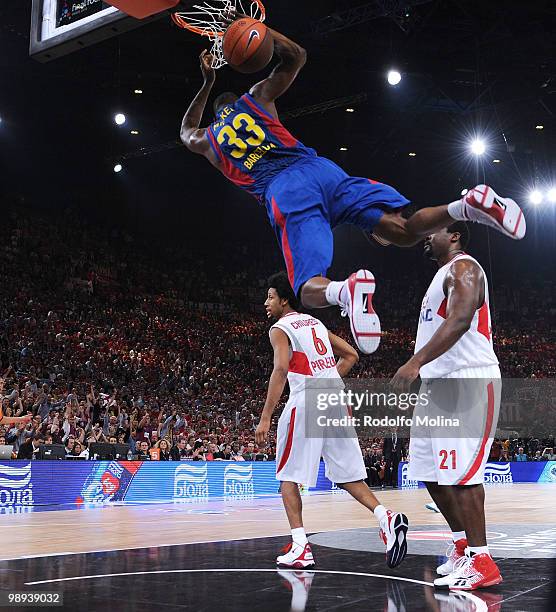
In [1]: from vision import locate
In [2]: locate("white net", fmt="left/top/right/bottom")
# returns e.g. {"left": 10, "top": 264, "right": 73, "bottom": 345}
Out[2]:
{"left": 172, "top": 0, "right": 266, "bottom": 69}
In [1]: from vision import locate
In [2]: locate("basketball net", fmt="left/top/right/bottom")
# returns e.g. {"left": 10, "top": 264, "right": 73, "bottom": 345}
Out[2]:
{"left": 172, "top": 0, "right": 266, "bottom": 68}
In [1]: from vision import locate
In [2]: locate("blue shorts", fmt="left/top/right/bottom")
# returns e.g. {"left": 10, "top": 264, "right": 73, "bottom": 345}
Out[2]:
{"left": 264, "top": 156, "right": 410, "bottom": 295}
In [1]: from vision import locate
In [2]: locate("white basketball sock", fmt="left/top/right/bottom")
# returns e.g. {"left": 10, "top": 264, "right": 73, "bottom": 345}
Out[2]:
{"left": 325, "top": 280, "right": 347, "bottom": 307}
{"left": 452, "top": 530, "right": 466, "bottom": 542}
{"left": 373, "top": 504, "right": 387, "bottom": 522}
{"left": 447, "top": 199, "right": 467, "bottom": 221}
{"left": 291, "top": 527, "right": 308, "bottom": 546}
{"left": 468, "top": 545, "right": 490, "bottom": 556}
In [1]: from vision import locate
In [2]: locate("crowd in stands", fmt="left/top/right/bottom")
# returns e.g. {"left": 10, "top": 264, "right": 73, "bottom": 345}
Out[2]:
{"left": 0, "top": 205, "right": 554, "bottom": 467}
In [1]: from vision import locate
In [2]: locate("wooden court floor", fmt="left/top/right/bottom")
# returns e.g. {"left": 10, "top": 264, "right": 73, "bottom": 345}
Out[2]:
{"left": 0, "top": 483, "right": 553, "bottom": 561}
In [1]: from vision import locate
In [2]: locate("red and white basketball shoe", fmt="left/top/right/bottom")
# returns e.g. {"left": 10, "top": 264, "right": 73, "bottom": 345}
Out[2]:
{"left": 437, "top": 538, "right": 468, "bottom": 576}
{"left": 378, "top": 510, "right": 409, "bottom": 568}
{"left": 464, "top": 185, "right": 526, "bottom": 239}
{"left": 434, "top": 552, "right": 503, "bottom": 590}
{"left": 340, "top": 269, "right": 381, "bottom": 354}
{"left": 276, "top": 541, "right": 315, "bottom": 569}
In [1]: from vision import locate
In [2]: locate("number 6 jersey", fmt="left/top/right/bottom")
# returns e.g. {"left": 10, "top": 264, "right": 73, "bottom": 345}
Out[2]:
{"left": 207, "top": 93, "right": 316, "bottom": 200}
{"left": 271, "top": 311, "right": 343, "bottom": 396}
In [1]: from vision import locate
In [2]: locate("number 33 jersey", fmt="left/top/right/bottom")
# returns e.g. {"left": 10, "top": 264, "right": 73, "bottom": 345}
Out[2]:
{"left": 207, "top": 93, "right": 316, "bottom": 199}
{"left": 271, "top": 312, "right": 343, "bottom": 396}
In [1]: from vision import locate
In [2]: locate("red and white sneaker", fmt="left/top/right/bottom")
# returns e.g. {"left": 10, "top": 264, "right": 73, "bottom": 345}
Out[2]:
{"left": 437, "top": 538, "right": 468, "bottom": 576}
{"left": 340, "top": 269, "right": 381, "bottom": 354}
{"left": 276, "top": 541, "right": 315, "bottom": 569}
{"left": 378, "top": 510, "right": 409, "bottom": 568}
{"left": 464, "top": 184, "right": 526, "bottom": 239}
{"left": 434, "top": 552, "right": 503, "bottom": 590}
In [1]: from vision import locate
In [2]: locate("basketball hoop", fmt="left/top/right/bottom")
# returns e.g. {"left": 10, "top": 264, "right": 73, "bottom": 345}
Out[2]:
{"left": 172, "top": 0, "right": 266, "bottom": 69}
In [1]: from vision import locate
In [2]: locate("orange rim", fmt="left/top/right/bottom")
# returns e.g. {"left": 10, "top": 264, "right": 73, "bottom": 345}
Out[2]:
{"left": 171, "top": 0, "right": 266, "bottom": 38}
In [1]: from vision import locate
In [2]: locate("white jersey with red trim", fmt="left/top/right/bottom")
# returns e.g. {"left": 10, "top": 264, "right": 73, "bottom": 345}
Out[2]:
{"left": 271, "top": 312, "right": 342, "bottom": 396}
{"left": 415, "top": 254, "right": 498, "bottom": 378}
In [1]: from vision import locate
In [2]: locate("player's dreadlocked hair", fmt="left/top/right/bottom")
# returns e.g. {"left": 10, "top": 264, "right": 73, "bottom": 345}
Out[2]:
{"left": 267, "top": 272, "right": 300, "bottom": 311}
{"left": 447, "top": 220, "right": 470, "bottom": 249}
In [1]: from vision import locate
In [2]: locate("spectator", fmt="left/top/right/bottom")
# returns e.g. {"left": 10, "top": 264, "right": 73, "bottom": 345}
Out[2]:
{"left": 171, "top": 439, "right": 190, "bottom": 461}
{"left": 242, "top": 442, "right": 256, "bottom": 461}
{"left": 515, "top": 447, "right": 528, "bottom": 461}
{"left": 17, "top": 434, "right": 45, "bottom": 460}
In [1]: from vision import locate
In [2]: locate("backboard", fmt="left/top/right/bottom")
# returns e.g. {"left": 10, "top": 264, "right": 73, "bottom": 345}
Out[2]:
{"left": 29, "top": 0, "right": 167, "bottom": 62}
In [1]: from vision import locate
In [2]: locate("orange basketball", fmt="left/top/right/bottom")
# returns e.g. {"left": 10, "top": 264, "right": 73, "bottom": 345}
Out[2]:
{"left": 222, "top": 18, "right": 273, "bottom": 74}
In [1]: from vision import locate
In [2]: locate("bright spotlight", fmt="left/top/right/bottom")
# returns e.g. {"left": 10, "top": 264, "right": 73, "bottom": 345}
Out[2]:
{"left": 547, "top": 188, "right": 556, "bottom": 203}
{"left": 387, "top": 70, "right": 402, "bottom": 86}
{"left": 529, "top": 190, "right": 543, "bottom": 205}
{"left": 470, "top": 139, "right": 486, "bottom": 155}
{"left": 339, "top": 147, "right": 348, "bottom": 151}
{"left": 134, "top": 89, "right": 143, "bottom": 94}
{"left": 114, "top": 164, "right": 123, "bottom": 173}
{"left": 345, "top": 108, "right": 355, "bottom": 113}
{"left": 461, "top": 189, "right": 468, "bottom": 196}
{"left": 114, "top": 113, "right": 126, "bottom": 125}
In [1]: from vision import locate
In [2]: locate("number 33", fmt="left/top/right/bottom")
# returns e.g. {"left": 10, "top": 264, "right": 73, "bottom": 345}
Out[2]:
{"left": 217, "top": 113, "right": 265, "bottom": 159}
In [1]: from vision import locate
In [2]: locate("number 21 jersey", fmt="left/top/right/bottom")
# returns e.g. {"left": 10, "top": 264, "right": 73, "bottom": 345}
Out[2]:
{"left": 207, "top": 93, "right": 316, "bottom": 200}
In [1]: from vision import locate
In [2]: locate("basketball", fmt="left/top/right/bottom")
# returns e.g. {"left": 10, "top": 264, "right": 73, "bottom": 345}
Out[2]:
{"left": 222, "top": 18, "right": 273, "bottom": 74}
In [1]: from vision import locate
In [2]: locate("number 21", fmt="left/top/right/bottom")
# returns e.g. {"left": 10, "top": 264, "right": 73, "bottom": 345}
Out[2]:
{"left": 439, "top": 449, "right": 457, "bottom": 470}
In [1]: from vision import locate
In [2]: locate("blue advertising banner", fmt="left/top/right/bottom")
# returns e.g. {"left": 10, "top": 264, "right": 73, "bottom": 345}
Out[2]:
{"left": 398, "top": 461, "right": 556, "bottom": 488}
{"left": 0, "top": 461, "right": 335, "bottom": 511}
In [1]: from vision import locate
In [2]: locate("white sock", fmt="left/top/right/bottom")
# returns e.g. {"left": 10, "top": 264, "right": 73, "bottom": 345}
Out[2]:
{"left": 373, "top": 504, "right": 387, "bottom": 522}
{"left": 325, "top": 280, "right": 347, "bottom": 307}
{"left": 291, "top": 527, "right": 308, "bottom": 546}
{"left": 452, "top": 530, "right": 466, "bottom": 542}
{"left": 468, "top": 545, "right": 489, "bottom": 556}
{"left": 447, "top": 199, "right": 467, "bottom": 221}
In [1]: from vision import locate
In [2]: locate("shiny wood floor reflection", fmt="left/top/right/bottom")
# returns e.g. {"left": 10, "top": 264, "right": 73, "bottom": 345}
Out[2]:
{"left": 0, "top": 484, "right": 553, "bottom": 561}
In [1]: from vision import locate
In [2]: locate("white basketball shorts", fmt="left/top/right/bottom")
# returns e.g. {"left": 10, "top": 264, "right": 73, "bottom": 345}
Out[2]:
{"left": 408, "top": 364, "right": 501, "bottom": 486}
{"left": 276, "top": 393, "right": 367, "bottom": 487}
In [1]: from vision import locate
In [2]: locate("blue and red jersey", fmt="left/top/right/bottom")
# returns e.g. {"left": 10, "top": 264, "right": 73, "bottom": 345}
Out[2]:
{"left": 206, "top": 93, "right": 317, "bottom": 199}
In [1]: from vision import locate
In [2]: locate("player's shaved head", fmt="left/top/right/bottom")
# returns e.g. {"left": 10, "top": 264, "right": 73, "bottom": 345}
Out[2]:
{"left": 446, "top": 221, "right": 470, "bottom": 249}
{"left": 213, "top": 92, "right": 239, "bottom": 115}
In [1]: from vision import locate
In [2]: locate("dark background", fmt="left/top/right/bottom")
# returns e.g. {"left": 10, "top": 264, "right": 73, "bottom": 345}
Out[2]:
{"left": 1, "top": 0, "right": 555, "bottom": 284}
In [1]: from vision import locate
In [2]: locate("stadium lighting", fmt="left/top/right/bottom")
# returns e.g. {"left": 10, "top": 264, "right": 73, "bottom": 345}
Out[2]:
{"left": 130, "top": 130, "right": 139, "bottom": 135}
{"left": 339, "top": 147, "right": 348, "bottom": 151}
{"left": 387, "top": 70, "right": 402, "bottom": 86}
{"left": 408, "top": 152, "right": 416, "bottom": 157}
{"left": 470, "top": 139, "right": 486, "bottom": 156}
{"left": 113, "top": 164, "right": 123, "bottom": 173}
{"left": 134, "top": 89, "right": 143, "bottom": 94}
{"left": 493, "top": 159, "right": 501, "bottom": 163}
{"left": 547, "top": 188, "right": 556, "bottom": 203}
{"left": 461, "top": 189, "right": 468, "bottom": 196}
{"left": 535, "top": 125, "right": 544, "bottom": 130}
{"left": 114, "top": 113, "right": 126, "bottom": 126}
{"left": 345, "top": 108, "right": 355, "bottom": 113}
{"left": 529, "top": 190, "right": 543, "bottom": 205}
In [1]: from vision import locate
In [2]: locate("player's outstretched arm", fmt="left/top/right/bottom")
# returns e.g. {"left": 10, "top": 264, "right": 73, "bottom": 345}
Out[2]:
{"left": 391, "top": 260, "right": 483, "bottom": 390}
{"left": 328, "top": 332, "right": 359, "bottom": 378}
{"left": 249, "top": 27, "right": 306, "bottom": 112}
{"left": 255, "top": 328, "right": 290, "bottom": 446}
{"left": 180, "top": 50, "right": 216, "bottom": 157}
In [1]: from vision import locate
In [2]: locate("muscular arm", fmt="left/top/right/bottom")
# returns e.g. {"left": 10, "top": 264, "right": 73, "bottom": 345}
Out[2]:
{"left": 392, "top": 259, "right": 484, "bottom": 391}
{"left": 259, "top": 328, "right": 290, "bottom": 423}
{"left": 180, "top": 50, "right": 218, "bottom": 162}
{"left": 411, "top": 260, "right": 484, "bottom": 369}
{"left": 328, "top": 332, "right": 359, "bottom": 378}
{"left": 249, "top": 27, "right": 306, "bottom": 118}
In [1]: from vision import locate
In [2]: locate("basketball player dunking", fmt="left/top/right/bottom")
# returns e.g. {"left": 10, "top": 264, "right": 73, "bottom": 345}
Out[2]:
{"left": 392, "top": 223, "right": 503, "bottom": 591}
{"left": 181, "top": 20, "right": 525, "bottom": 356}
{"left": 256, "top": 272, "right": 408, "bottom": 569}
